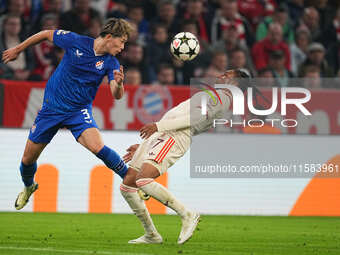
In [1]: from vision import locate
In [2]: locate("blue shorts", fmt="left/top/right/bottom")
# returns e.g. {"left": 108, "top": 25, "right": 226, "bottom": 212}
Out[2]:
{"left": 29, "top": 106, "right": 98, "bottom": 144}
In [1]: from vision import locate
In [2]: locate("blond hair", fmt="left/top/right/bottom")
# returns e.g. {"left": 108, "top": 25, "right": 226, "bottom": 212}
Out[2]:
{"left": 100, "top": 18, "right": 134, "bottom": 39}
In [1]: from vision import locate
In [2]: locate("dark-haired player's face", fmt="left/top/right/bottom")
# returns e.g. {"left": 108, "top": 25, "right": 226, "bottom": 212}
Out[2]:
{"left": 216, "top": 70, "right": 238, "bottom": 85}
{"left": 222, "top": 70, "right": 237, "bottom": 79}
{"left": 105, "top": 35, "right": 127, "bottom": 55}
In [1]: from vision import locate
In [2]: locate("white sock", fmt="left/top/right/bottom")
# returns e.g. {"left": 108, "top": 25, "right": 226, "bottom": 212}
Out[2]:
{"left": 120, "top": 183, "right": 158, "bottom": 235}
{"left": 136, "top": 178, "right": 189, "bottom": 218}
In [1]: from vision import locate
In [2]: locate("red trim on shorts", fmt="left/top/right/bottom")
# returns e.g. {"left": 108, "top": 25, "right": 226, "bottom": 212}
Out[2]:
{"left": 154, "top": 138, "right": 172, "bottom": 162}
{"left": 154, "top": 137, "right": 175, "bottom": 163}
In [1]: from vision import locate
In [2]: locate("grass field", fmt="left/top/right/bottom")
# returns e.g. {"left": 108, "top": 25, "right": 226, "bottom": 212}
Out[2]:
{"left": 0, "top": 213, "right": 340, "bottom": 255}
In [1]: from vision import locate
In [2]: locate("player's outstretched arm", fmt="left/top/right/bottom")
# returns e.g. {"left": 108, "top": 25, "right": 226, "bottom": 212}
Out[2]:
{"left": 2, "top": 30, "right": 54, "bottom": 64}
{"left": 110, "top": 65, "right": 125, "bottom": 99}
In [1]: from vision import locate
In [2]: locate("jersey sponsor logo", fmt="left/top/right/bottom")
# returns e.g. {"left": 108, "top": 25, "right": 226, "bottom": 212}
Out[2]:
{"left": 95, "top": 60, "right": 104, "bottom": 70}
{"left": 133, "top": 86, "right": 173, "bottom": 124}
{"left": 75, "top": 49, "right": 83, "bottom": 58}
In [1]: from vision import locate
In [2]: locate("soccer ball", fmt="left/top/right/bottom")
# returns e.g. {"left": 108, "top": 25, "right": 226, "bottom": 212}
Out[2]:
{"left": 170, "top": 32, "right": 200, "bottom": 61}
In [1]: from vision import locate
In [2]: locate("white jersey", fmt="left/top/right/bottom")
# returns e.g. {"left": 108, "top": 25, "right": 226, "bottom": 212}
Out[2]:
{"left": 130, "top": 89, "right": 231, "bottom": 174}
{"left": 155, "top": 89, "right": 231, "bottom": 143}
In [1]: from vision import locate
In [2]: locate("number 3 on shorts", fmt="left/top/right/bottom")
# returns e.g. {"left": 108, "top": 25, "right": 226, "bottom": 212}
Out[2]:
{"left": 81, "top": 109, "right": 92, "bottom": 124}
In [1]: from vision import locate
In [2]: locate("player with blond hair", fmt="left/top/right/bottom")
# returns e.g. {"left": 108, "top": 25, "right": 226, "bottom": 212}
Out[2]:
{"left": 2, "top": 18, "right": 134, "bottom": 210}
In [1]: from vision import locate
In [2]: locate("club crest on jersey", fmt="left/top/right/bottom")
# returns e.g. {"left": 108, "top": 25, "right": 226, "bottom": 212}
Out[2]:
{"left": 31, "top": 124, "right": 36, "bottom": 133}
{"left": 95, "top": 60, "right": 104, "bottom": 70}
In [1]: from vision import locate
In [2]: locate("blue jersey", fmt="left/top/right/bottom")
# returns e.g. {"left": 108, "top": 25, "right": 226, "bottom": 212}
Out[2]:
{"left": 42, "top": 30, "right": 120, "bottom": 113}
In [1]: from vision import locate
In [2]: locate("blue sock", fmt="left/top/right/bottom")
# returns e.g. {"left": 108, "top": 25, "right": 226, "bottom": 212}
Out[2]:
{"left": 96, "top": 145, "right": 128, "bottom": 178}
{"left": 20, "top": 162, "right": 37, "bottom": 187}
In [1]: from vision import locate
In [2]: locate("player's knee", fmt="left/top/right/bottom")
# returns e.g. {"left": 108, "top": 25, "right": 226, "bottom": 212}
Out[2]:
{"left": 122, "top": 168, "right": 138, "bottom": 187}
{"left": 136, "top": 163, "right": 160, "bottom": 182}
{"left": 22, "top": 155, "right": 36, "bottom": 166}
{"left": 88, "top": 143, "right": 104, "bottom": 154}
{"left": 135, "top": 171, "right": 155, "bottom": 186}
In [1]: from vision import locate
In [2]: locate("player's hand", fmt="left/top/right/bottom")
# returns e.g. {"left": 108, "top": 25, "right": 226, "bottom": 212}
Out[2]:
{"left": 2, "top": 46, "right": 20, "bottom": 64}
{"left": 140, "top": 123, "right": 158, "bottom": 139}
{"left": 123, "top": 144, "right": 139, "bottom": 163}
{"left": 114, "top": 65, "right": 124, "bottom": 85}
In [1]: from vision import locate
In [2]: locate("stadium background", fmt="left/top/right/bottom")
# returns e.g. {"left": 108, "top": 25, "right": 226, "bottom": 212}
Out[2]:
{"left": 0, "top": 0, "right": 340, "bottom": 244}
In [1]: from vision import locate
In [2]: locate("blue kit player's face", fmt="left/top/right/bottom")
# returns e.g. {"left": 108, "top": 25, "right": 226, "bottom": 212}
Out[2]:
{"left": 103, "top": 34, "right": 127, "bottom": 56}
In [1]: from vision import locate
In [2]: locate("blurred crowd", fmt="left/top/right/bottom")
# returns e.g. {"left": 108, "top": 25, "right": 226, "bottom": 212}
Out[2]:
{"left": 1, "top": 0, "right": 340, "bottom": 89}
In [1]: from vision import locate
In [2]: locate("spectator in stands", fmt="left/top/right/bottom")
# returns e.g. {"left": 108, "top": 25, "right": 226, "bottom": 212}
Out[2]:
{"left": 146, "top": 23, "right": 172, "bottom": 82}
{"left": 256, "top": 5, "right": 295, "bottom": 44}
{"left": 182, "top": 19, "right": 209, "bottom": 54}
{"left": 257, "top": 67, "right": 276, "bottom": 87}
{"left": 154, "top": 63, "right": 175, "bottom": 86}
{"left": 252, "top": 22, "right": 291, "bottom": 71}
{"left": 171, "top": 57, "right": 185, "bottom": 85}
{"left": 120, "top": 43, "right": 150, "bottom": 83}
{"left": 4, "top": 0, "right": 30, "bottom": 38}
{"left": 0, "top": 14, "right": 35, "bottom": 80}
{"left": 229, "top": 47, "right": 255, "bottom": 75}
{"left": 179, "top": 19, "right": 211, "bottom": 85}
{"left": 32, "top": 0, "right": 63, "bottom": 34}
{"left": 321, "top": 8, "right": 340, "bottom": 48}
{"left": 90, "top": 0, "right": 113, "bottom": 18}
{"left": 88, "top": 17, "right": 102, "bottom": 38}
{"left": 181, "top": 0, "right": 211, "bottom": 43}
{"left": 298, "top": 7, "right": 321, "bottom": 42}
{"left": 127, "top": 4, "right": 148, "bottom": 43}
{"left": 268, "top": 50, "right": 294, "bottom": 87}
{"left": 210, "top": 0, "right": 254, "bottom": 46}
{"left": 124, "top": 21, "right": 145, "bottom": 46}
{"left": 208, "top": 51, "right": 228, "bottom": 75}
{"left": 298, "top": 42, "right": 334, "bottom": 78}
{"left": 302, "top": 64, "right": 322, "bottom": 89}
{"left": 31, "top": 14, "right": 59, "bottom": 81}
{"left": 290, "top": 27, "right": 310, "bottom": 75}
{"left": 310, "top": 0, "right": 334, "bottom": 32}
{"left": 287, "top": 0, "right": 305, "bottom": 28}
{"left": 211, "top": 24, "right": 251, "bottom": 64}
{"left": 237, "top": 0, "right": 277, "bottom": 30}
{"left": 60, "top": 0, "right": 101, "bottom": 35}
{"left": 326, "top": 42, "right": 340, "bottom": 74}
{"left": 150, "top": 1, "right": 178, "bottom": 38}
{"left": 106, "top": 0, "right": 128, "bottom": 19}
{"left": 203, "top": 67, "right": 222, "bottom": 78}
{"left": 125, "top": 67, "right": 142, "bottom": 86}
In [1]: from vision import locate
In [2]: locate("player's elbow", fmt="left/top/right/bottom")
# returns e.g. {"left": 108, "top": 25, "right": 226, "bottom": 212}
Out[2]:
{"left": 42, "top": 30, "right": 55, "bottom": 42}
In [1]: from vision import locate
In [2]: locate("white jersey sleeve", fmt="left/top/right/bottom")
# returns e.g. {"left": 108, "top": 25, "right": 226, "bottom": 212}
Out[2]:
{"left": 156, "top": 90, "right": 231, "bottom": 135}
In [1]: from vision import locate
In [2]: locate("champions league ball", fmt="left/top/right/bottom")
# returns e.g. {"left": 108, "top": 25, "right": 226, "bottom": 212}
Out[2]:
{"left": 170, "top": 32, "right": 200, "bottom": 61}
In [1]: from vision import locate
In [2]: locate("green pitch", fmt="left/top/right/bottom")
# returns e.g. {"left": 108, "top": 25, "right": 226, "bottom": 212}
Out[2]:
{"left": 0, "top": 213, "right": 340, "bottom": 255}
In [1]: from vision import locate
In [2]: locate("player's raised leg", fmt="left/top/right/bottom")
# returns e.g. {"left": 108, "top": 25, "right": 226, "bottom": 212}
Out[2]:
{"left": 77, "top": 128, "right": 128, "bottom": 178}
{"left": 15, "top": 139, "right": 47, "bottom": 210}
{"left": 136, "top": 163, "right": 200, "bottom": 244}
{"left": 120, "top": 167, "right": 162, "bottom": 244}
